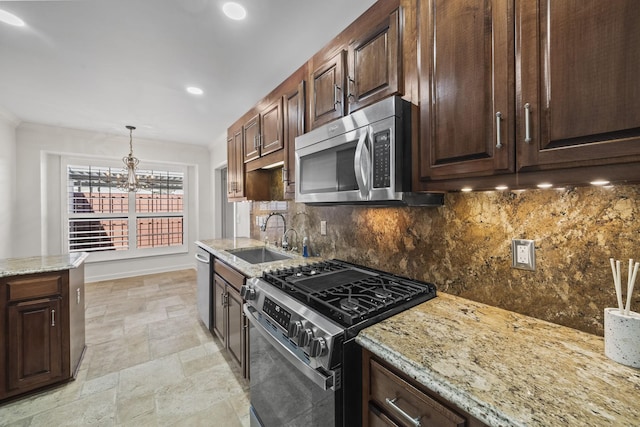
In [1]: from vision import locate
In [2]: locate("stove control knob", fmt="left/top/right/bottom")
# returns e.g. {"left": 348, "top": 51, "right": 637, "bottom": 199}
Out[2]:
{"left": 310, "top": 337, "right": 327, "bottom": 358}
{"left": 239, "top": 285, "right": 256, "bottom": 301}
{"left": 298, "top": 328, "right": 314, "bottom": 347}
{"left": 287, "top": 321, "right": 303, "bottom": 339}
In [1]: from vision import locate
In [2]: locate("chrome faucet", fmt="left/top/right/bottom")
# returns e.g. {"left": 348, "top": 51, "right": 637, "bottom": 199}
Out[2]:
{"left": 261, "top": 212, "right": 286, "bottom": 247}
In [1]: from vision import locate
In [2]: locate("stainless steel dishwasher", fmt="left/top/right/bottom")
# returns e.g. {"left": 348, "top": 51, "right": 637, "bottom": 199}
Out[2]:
{"left": 195, "top": 247, "right": 212, "bottom": 330}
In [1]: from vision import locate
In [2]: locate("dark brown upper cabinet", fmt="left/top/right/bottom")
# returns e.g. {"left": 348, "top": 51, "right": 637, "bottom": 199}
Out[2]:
{"left": 242, "top": 98, "right": 284, "bottom": 164}
{"left": 283, "top": 80, "right": 306, "bottom": 199}
{"left": 310, "top": 50, "right": 346, "bottom": 130}
{"left": 417, "top": 0, "right": 514, "bottom": 183}
{"left": 227, "top": 128, "right": 245, "bottom": 201}
{"left": 242, "top": 114, "right": 260, "bottom": 163}
{"left": 347, "top": 8, "right": 402, "bottom": 114}
{"left": 416, "top": 0, "right": 640, "bottom": 190}
{"left": 260, "top": 99, "right": 284, "bottom": 157}
{"left": 310, "top": 5, "right": 404, "bottom": 130}
{"left": 516, "top": 0, "right": 640, "bottom": 171}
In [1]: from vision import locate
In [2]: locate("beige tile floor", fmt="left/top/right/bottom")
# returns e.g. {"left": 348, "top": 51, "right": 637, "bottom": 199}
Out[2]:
{"left": 0, "top": 269, "right": 250, "bottom": 426}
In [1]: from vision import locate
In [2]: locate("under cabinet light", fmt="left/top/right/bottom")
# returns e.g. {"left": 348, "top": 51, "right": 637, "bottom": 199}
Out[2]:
{"left": 461, "top": 187, "right": 473, "bottom": 192}
{"left": 495, "top": 185, "right": 508, "bottom": 191}
{"left": 537, "top": 183, "right": 553, "bottom": 189}
{"left": 590, "top": 180, "right": 610, "bottom": 186}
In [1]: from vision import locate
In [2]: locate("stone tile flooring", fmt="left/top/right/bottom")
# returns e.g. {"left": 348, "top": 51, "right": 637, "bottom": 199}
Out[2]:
{"left": 0, "top": 269, "right": 250, "bottom": 426}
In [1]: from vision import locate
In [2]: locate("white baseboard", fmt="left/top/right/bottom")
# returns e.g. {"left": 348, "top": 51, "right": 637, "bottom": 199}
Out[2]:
{"left": 86, "top": 263, "right": 196, "bottom": 283}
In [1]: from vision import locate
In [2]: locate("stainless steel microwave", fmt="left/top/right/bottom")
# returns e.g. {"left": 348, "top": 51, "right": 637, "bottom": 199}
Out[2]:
{"left": 295, "top": 96, "right": 443, "bottom": 206}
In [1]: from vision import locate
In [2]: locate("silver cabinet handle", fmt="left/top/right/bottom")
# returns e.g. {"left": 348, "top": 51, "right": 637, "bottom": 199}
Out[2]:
{"left": 76, "top": 288, "right": 81, "bottom": 305}
{"left": 524, "top": 103, "right": 532, "bottom": 143}
{"left": 334, "top": 84, "right": 342, "bottom": 106}
{"left": 51, "top": 309, "right": 56, "bottom": 327}
{"left": 495, "top": 111, "right": 503, "bottom": 149}
{"left": 195, "top": 253, "right": 209, "bottom": 263}
{"left": 257, "top": 134, "right": 262, "bottom": 148}
{"left": 347, "top": 76, "right": 356, "bottom": 103}
{"left": 385, "top": 397, "right": 421, "bottom": 427}
{"left": 253, "top": 135, "right": 258, "bottom": 150}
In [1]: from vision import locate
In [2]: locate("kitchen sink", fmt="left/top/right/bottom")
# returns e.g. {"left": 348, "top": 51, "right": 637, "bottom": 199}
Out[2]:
{"left": 227, "top": 247, "right": 294, "bottom": 264}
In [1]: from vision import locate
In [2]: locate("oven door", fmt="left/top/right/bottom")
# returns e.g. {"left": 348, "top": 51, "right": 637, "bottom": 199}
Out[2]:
{"left": 244, "top": 305, "right": 341, "bottom": 427}
{"left": 295, "top": 124, "right": 371, "bottom": 204}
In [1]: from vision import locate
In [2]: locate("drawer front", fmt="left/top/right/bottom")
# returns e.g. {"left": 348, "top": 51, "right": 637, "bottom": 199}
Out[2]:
{"left": 369, "top": 358, "right": 465, "bottom": 427}
{"left": 7, "top": 274, "right": 65, "bottom": 302}
{"left": 213, "top": 259, "right": 245, "bottom": 291}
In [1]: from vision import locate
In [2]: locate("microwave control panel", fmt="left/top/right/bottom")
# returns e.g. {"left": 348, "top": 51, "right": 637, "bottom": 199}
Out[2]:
{"left": 372, "top": 130, "right": 391, "bottom": 188}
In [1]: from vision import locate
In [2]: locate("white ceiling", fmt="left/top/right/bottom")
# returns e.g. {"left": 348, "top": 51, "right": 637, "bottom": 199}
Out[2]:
{"left": 0, "top": 0, "right": 377, "bottom": 146}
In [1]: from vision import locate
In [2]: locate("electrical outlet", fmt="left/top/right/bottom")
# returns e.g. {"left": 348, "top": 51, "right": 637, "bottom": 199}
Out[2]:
{"left": 512, "top": 239, "right": 535, "bottom": 271}
{"left": 320, "top": 220, "right": 327, "bottom": 236}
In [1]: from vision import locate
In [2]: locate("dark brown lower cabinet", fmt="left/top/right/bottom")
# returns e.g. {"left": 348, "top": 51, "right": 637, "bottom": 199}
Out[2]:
{"left": 1, "top": 267, "right": 85, "bottom": 402}
{"left": 362, "top": 348, "right": 486, "bottom": 427}
{"left": 8, "top": 297, "right": 64, "bottom": 393}
{"left": 212, "top": 259, "right": 249, "bottom": 379}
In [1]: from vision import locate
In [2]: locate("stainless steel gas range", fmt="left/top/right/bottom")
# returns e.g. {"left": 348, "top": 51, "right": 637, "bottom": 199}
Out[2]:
{"left": 241, "top": 259, "right": 436, "bottom": 427}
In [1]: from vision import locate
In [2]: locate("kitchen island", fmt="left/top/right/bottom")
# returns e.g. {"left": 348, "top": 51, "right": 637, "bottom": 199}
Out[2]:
{"left": 357, "top": 292, "right": 640, "bottom": 426}
{"left": 0, "top": 252, "right": 88, "bottom": 401}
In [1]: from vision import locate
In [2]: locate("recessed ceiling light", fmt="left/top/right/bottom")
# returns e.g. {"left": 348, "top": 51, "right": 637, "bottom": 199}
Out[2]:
{"left": 461, "top": 187, "right": 473, "bottom": 192}
{"left": 0, "top": 9, "right": 25, "bottom": 27}
{"left": 186, "top": 86, "right": 204, "bottom": 95}
{"left": 495, "top": 185, "right": 508, "bottom": 191}
{"left": 223, "top": 2, "right": 247, "bottom": 20}
{"left": 537, "top": 183, "right": 553, "bottom": 189}
{"left": 590, "top": 179, "right": 610, "bottom": 186}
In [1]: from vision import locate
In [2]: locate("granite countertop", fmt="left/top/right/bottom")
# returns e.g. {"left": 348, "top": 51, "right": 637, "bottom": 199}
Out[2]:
{"left": 356, "top": 292, "right": 640, "bottom": 427}
{"left": 0, "top": 252, "right": 89, "bottom": 278}
{"left": 195, "top": 238, "right": 323, "bottom": 277}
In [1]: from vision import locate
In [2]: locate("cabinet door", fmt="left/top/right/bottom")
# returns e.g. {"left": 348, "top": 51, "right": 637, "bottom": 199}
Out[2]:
{"left": 283, "top": 80, "right": 306, "bottom": 198}
{"left": 310, "top": 50, "right": 346, "bottom": 129}
{"left": 212, "top": 275, "right": 227, "bottom": 347}
{"left": 227, "top": 135, "right": 236, "bottom": 198}
{"left": 260, "top": 99, "right": 283, "bottom": 156}
{"left": 227, "top": 128, "right": 245, "bottom": 200}
{"left": 348, "top": 8, "right": 401, "bottom": 113}
{"left": 516, "top": 0, "right": 640, "bottom": 170}
{"left": 7, "top": 298, "right": 63, "bottom": 392}
{"left": 418, "top": 0, "right": 514, "bottom": 182}
{"left": 226, "top": 286, "right": 244, "bottom": 372}
{"left": 243, "top": 115, "right": 260, "bottom": 163}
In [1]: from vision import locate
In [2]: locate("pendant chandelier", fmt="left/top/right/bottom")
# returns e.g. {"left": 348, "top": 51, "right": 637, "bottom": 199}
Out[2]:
{"left": 117, "top": 125, "right": 145, "bottom": 192}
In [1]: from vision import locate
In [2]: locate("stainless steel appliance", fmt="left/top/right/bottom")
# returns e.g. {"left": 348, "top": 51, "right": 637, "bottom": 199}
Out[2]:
{"left": 241, "top": 259, "right": 437, "bottom": 427}
{"left": 295, "top": 96, "right": 443, "bottom": 206}
{"left": 195, "top": 247, "right": 211, "bottom": 329}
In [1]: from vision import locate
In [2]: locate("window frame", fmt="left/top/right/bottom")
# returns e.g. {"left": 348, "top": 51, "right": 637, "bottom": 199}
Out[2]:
{"left": 62, "top": 156, "right": 189, "bottom": 263}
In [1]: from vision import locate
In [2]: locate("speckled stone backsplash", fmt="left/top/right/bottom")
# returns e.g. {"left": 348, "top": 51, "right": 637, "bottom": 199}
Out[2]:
{"left": 250, "top": 185, "right": 640, "bottom": 336}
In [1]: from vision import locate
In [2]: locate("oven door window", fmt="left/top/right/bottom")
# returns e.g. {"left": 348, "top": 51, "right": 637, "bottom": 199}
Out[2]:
{"left": 298, "top": 138, "right": 359, "bottom": 194}
{"left": 249, "top": 322, "right": 337, "bottom": 427}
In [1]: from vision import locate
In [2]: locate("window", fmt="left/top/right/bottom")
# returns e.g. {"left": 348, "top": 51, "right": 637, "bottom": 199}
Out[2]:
{"left": 65, "top": 162, "right": 187, "bottom": 260}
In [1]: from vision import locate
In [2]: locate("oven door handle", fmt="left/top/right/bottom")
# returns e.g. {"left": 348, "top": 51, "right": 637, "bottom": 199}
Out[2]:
{"left": 354, "top": 129, "right": 371, "bottom": 200}
{"left": 243, "top": 305, "right": 338, "bottom": 391}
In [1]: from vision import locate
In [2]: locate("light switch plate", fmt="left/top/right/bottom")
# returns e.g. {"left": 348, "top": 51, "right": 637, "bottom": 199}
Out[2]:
{"left": 320, "top": 220, "right": 327, "bottom": 236}
{"left": 512, "top": 239, "right": 535, "bottom": 271}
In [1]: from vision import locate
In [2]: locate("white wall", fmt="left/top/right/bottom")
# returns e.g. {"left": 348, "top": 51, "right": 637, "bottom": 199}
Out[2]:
{"left": 15, "top": 123, "right": 212, "bottom": 282}
{"left": 0, "top": 111, "right": 18, "bottom": 259}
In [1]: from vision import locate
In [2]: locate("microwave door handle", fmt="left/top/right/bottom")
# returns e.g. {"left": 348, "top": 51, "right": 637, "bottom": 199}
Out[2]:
{"left": 354, "top": 130, "right": 371, "bottom": 199}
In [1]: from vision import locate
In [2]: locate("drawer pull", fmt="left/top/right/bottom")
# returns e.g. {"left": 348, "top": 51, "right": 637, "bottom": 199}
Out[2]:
{"left": 386, "top": 397, "right": 421, "bottom": 427}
